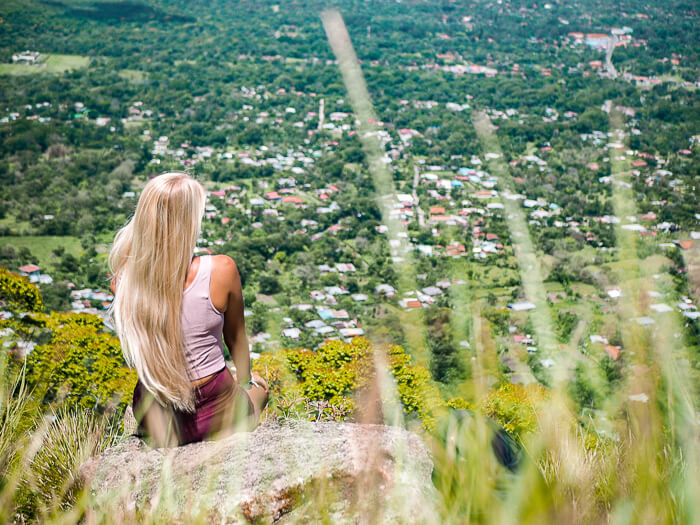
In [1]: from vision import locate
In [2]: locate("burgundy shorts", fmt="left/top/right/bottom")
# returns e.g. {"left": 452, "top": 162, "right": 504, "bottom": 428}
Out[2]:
{"left": 132, "top": 367, "right": 254, "bottom": 446}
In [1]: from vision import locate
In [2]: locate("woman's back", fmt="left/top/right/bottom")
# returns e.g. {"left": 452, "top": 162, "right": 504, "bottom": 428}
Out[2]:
{"left": 181, "top": 255, "right": 226, "bottom": 380}
{"left": 109, "top": 172, "right": 268, "bottom": 447}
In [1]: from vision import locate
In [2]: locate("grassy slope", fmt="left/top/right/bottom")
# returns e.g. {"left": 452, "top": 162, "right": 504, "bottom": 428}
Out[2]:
{"left": 0, "top": 236, "right": 82, "bottom": 269}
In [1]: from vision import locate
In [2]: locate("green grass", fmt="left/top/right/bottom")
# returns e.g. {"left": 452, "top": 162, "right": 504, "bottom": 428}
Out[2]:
{"left": 659, "top": 74, "right": 696, "bottom": 90}
{"left": 0, "top": 214, "right": 31, "bottom": 233}
{"left": 118, "top": 69, "right": 147, "bottom": 83}
{"left": 0, "top": 54, "right": 90, "bottom": 76}
{"left": 122, "top": 120, "right": 147, "bottom": 129}
{"left": 0, "top": 236, "right": 82, "bottom": 268}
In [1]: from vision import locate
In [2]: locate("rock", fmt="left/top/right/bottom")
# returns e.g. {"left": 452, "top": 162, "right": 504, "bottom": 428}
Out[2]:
{"left": 121, "top": 405, "right": 137, "bottom": 436}
{"left": 78, "top": 421, "right": 436, "bottom": 523}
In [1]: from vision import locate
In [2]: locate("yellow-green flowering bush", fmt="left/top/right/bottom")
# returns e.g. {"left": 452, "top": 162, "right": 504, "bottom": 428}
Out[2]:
{"left": 446, "top": 397, "right": 473, "bottom": 410}
{"left": 254, "top": 338, "right": 444, "bottom": 429}
{"left": 480, "top": 383, "right": 548, "bottom": 437}
{"left": 25, "top": 312, "right": 136, "bottom": 413}
{"left": 387, "top": 344, "right": 444, "bottom": 430}
{"left": 0, "top": 267, "right": 43, "bottom": 313}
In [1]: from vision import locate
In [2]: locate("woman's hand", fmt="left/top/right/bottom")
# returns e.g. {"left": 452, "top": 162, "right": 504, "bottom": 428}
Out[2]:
{"left": 251, "top": 372, "right": 269, "bottom": 393}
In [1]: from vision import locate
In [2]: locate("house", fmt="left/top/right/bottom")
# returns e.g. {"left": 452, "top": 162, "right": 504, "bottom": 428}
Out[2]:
{"left": 417, "top": 245, "right": 433, "bottom": 256}
{"left": 282, "top": 196, "right": 303, "bottom": 205}
{"left": 446, "top": 244, "right": 465, "bottom": 257}
{"left": 18, "top": 264, "right": 41, "bottom": 276}
{"left": 606, "top": 287, "right": 622, "bottom": 298}
{"left": 315, "top": 325, "right": 335, "bottom": 336}
{"left": 675, "top": 240, "right": 694, "bottom": 250}
{"left": 324, "top": 286, "right": 348, "bottom": 296}
{"left": 400, "top": 299, "right": 422, "bottom": 309}
{"left": 12, "top": 51, "right": 41, "bottom": 64}
{"left": 396, "top": 193, "right": 415, "bottom": 206}
{"left": 317, "top": 309, "right": 334, "bottom": 321}
{"left": 310, "top": 290, "right": 325, "bottom": 301}
{"left": 281, "top": 328, "right": 301, "bottom": 340}
{"left": 375, "top": 284, "right": 396, "bottom": 297}
{"left": 291, "top": 303, "right": 314, "bottom": 311}
{"left": 507, "top": 301, "right": 536, "bottom": 311}
{"left": 604, "top": 345, "right": 621, "bottom": 360}
{"left": 331, "top": 309, "right": 350, "bottom": 319}
{"left": 265, "top": 191, "right": 281, "bottom": 201}
{"left": 339, "top": 327, "right": 364, "bottom": 340}
{"left": 621, "top": 224, "right": 646, "bottom": 232}
{"left": 649, "top": 304, "right": 673, "bottom": 313}
{"left": 17, "top": 264, "right": 52, "bottom": 284}
{"left": 584, "top": 34, "right": 611, "bottom": 49}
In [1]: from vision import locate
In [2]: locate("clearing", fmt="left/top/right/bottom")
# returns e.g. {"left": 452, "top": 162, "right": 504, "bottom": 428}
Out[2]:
{"left": 0, "top": 54, "right": 90, "bottom": 75}
{"left": 118, "top": 69, "right": 147, "bottom": 83}
{"left": 0, "top": 236, "right": 82, "bottom": 268}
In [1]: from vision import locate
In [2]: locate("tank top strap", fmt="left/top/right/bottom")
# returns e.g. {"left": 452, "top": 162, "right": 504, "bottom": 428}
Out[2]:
{"left": 196, "top": 255, "right": 212, "bottom": 290}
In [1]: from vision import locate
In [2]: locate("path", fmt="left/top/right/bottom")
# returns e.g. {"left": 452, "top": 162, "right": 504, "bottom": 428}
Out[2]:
{"left": 605, "top": 33, "right": 619, "bottom": 79}
{"left": 412, "top": 164, "right": 425, "bottom": 228}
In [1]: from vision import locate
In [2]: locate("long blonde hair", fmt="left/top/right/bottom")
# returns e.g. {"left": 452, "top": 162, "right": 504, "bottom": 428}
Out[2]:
{"left": 109, "top": 172, "right": 206, "bottom": 412}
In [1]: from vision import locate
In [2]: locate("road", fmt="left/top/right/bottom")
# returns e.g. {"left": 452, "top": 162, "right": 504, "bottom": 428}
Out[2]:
{"left": 412, "top": 164, "right": 425, "bottom": 228}
{"left": 605, "top": 33, "right": 619, "bottom": 79}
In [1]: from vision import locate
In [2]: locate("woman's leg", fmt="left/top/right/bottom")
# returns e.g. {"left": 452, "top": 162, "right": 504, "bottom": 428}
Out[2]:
{"left": 202, "top": 370, "right": 270, "bottom": 438}
{"left": 132, "top": 381, "right": 179, "bottom": 447}
{"left": 246, "top": 376, "right": 269, "bottom": 423}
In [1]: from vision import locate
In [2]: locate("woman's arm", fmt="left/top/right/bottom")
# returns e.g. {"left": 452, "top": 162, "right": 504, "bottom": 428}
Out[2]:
{"left": 214, "top": 256, "right": 251, "bottom": 384}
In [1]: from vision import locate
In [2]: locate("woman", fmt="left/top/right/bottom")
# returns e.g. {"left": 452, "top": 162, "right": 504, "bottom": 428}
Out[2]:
{"left": 109, "top": 172, "right": 268, "bottom": 447}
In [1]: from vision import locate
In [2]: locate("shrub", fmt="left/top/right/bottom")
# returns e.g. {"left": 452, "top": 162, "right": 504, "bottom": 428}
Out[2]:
{"left": 253, "top": 338, "right": 445, "bottom": 429}
{"left": 25, "top": 312, "right": 137, "bottom": 413}
{"left": 480, "top": 383, "right": 548, "bottom": 438}
{"left": 0, "top": 267, "right": 43, "bottom": 313}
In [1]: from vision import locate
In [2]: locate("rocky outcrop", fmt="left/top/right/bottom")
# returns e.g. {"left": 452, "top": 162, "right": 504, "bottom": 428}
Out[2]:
{"left": 79, "top": 421, "right": 436, "bottom": 523}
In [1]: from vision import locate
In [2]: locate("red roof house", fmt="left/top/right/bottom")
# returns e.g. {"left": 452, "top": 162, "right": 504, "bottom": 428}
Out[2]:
{"left": 282, "top": 196, "right": 303, "bottom": 205}
{"left": 18, "top": 264, "right": 41, "bottom": 275}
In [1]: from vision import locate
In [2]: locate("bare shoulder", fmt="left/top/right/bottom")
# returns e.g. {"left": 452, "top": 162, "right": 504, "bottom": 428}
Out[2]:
{"left": 211, "top": 254, "right": 239, "bottom": 280}
{"left": 209, "top": 256, "right": 242, "bottom": 312}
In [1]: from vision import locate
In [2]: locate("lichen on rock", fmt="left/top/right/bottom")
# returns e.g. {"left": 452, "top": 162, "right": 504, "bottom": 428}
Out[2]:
{"left": 78, "top": 421, "right": 436, "bottom": 523}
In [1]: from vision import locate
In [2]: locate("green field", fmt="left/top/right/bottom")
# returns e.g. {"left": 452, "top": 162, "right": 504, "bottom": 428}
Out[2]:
{"left": 0, "top": 54, "right": 90, "bottom": 75}
{"left": 118, "top": 69, "right": 147, "bottom": 83}
{"left": 0, "top": 236, "right": 82, "bottom": 268}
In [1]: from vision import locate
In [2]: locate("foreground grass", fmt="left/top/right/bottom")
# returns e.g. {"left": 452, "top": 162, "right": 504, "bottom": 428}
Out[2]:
{"left": 1, "top": 349, "right": 697, "bottom": 524}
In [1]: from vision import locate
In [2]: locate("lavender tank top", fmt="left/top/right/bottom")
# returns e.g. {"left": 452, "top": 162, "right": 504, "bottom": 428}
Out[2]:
{"left": 182, "top": 255, "right": 226, "bottom": 380}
